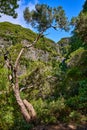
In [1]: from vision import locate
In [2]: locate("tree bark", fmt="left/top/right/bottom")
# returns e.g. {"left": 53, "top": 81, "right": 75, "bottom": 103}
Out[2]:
{"left": 12, "top": 84, "right": 31, "bottom": 123}
{"left": 23, "top": 99, "right": 36, "bottom": 120}
{"left": 4, "top": 33, "right": 43, "bottom": 123}
{"left": 4, "top": 47, "right": 36, "bottom": 123}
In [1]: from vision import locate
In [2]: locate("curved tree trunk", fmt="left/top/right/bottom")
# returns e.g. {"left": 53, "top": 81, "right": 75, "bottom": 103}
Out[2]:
{"left": 5, "top": 47, "right": 36, "bottom": 123}
{"left": 4, "top": 34, "right": 43, "bottom": 123}
{"left": 13, "top": 85, "right": 31, "bottom": 122}
{"left": 23, "top": 99, "right": 36, "bottom": 120}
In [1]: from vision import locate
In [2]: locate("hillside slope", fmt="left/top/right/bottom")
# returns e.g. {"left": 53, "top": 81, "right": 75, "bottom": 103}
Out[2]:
{"left": 0, "top": 21, "right": 61, "bottom": 100}
{"left": 0, "top": 21, "right": 87, "bottom": 130}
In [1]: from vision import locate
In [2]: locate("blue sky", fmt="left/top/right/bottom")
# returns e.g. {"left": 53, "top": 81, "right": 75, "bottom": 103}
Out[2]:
{"left": 0, "top": 0, "right": 85, "bottom": 42}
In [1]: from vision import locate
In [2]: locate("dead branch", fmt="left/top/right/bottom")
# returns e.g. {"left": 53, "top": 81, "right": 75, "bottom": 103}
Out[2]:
{"left": 20, "top": 85, "right": 33, "bottom": 92}
{"left": 14, "top": 48, "right": 24, "bottom": 69}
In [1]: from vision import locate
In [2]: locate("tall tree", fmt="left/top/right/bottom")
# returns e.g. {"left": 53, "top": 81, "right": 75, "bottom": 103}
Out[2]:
{"left": 23, "top": 4, "right": 69, "bottom": 37}
{"left": 3, "top": 4, "right": 69, "bottom": 123}
{"left": 4, "top": 47, "right": 36, "bottom": 123}
{"left": 0, "top": 0, "right": 19, "bottom": 18}
{"left": 71, "top": 0, "right": 87, "bottom": 43}
{"left": 82, "top": 0, "right": 87, "bottom": 13}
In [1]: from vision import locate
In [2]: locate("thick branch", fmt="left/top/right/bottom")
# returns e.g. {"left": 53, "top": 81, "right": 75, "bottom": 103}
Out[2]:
{"left": 23, "top": 99, "right": 36, "bottom": 120}
{"left": 14, "top": 33, "right": 43, "bottom": 67}
{"left": 33, "top": 32, "right": 44, "bottom": 44}
{"left": 4, "top": 29, "right": 47, "bottom": 123}
{"left": 4, "top": 48, "right": 36, "bottom": 123}
{"left": 12, "top": 84, "right": 31, "bottom": 123}
{"left": 33, "top": 26, "right": 49, "bottom": 44}
{"left": 51, "top": 25, "right": 58, "bottom": 30}
{"left": 14, "top": 48, "right": 24, "bottom": 69}
{"left": 20, "top": 85, "right": 33, "bottom": 92}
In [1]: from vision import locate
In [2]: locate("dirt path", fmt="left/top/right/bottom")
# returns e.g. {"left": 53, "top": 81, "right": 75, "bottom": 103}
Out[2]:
{"left": 32, "top": 123, "right": 87, "bottom": 130}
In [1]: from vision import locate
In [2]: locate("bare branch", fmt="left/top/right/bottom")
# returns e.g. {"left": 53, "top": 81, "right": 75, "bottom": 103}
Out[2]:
{"left": 51, "top": 25, "right": 58, "bottom": 31}
{"left": 20, "top": 85, "right": 34, "bottom": 92}
{"left": 33, "top": 32, "right": 44, "bottom": 44}
{"left": 14, "top": 48, "right": 24, "bottom": 69}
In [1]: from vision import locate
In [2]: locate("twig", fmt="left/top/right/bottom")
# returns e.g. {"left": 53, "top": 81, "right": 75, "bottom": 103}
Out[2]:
{"left": 20, "top": 85, "right": 34, "bottom": 92}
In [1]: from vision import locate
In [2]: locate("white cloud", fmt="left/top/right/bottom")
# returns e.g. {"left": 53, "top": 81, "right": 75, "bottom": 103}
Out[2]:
{"left": 0, "top": 0, "right": 38, "bottom": 29}
{"left": 27, "top": 0, "right": 39, "bottom": 11}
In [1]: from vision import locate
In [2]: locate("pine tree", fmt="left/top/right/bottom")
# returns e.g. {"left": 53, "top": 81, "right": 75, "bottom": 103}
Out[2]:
{"left": 24, "top": 4, "right": 69, "bottom": 34}
{"left": 71, "top": 0, "right": 87, "bottom": 43}
{"left": 83, "top": 0, "right": 87, "bottom": 13}
{"left": 0, "top": 0, "right": 19, "bottom": 18}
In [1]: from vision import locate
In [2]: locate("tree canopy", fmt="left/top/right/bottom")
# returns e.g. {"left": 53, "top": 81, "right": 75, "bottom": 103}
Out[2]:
{"left": 82, "top": 0, "right": 87, "bottom": 13}
{"left": 23, "top": 4, "right": 69, "bottom": 33}
{"left": 0, "top": 0, "right": 19, "bottom": 18}
{"left": 71, "top": 0, "right": 87, "bottom": 43}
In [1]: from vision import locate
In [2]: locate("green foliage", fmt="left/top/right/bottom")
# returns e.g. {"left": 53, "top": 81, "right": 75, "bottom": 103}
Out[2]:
{"left": 0, "top": 68, "right": 8, "bottom": 91}
{"left": 8, "top": 43, "right": 23, "bottom": 63}
{"left": 31, "top": 97, "right": 67, "bottom": 124}
{"left": 19, "top": 63, "right": 54, "bottom": 100}
{"left": 71, "top": 1, "right": 87, "bottom": 43}
{"left": 0, "top": 1, "right": 87, "bottom": 127}
{"left": 69, "top": 111, "right": 81, "bottom": 122}
{"left": 0, "top": 50, "right": 5, "bottom": 68}
{"left": 0, "top": 22, "right": 56, "bottom": 52}
{"left": 82, "top": 0, "right": 87, "bottom": 13}
{"left": 66, "top": 47, "right": 87, "bottom": 67}
{"left": 0, "top": 22, "right": 36, "bottom": 44}
{"left": 74, "top": 12, "right": 87, "bottom": 43}
{"left": 70, "top": 35, "right": 83, "bottom": 52}
{"left": 35, "top": 37, "right": 57, "bottom": 56}
{"left": 0, "top": 0, "right": 19, "bottom": 18}
{"left": 57, "top": 37, "right": 70, "bottom": 57}
{"left": 24, "top": 4, "right": 69, "bottom": 32}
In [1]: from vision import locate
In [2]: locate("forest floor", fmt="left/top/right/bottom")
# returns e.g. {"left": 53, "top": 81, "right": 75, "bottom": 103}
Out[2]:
{"left": 32, "top": 123, "right": 87, "bottom": 130}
